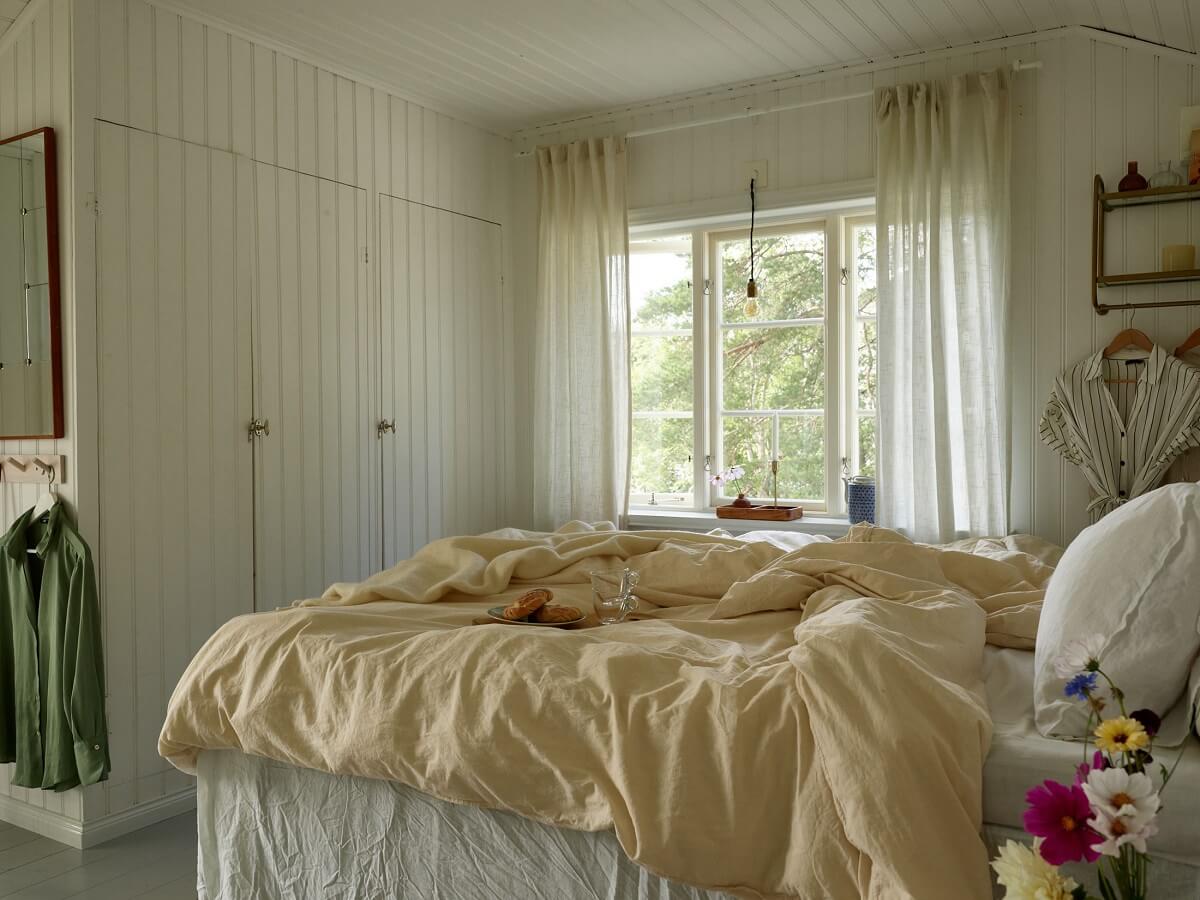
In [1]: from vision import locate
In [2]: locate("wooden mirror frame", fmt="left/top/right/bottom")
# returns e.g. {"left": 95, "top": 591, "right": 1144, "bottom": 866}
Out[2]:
{"left": 0, "top": 126, "right": 63, "bottom": 439}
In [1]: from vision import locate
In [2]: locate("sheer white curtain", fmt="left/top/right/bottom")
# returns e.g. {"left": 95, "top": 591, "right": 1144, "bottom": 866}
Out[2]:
{"left": 533, "top": 137, "right": 631, "bottom": 531}
{"left": 875, "top": 69, "right": 1011, "bottom": 543}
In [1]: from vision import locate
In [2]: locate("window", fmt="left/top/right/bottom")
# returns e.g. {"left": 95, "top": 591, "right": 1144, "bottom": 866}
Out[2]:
{"left": 628, "top": 208, "right": 877, "bottom": 516}
{"left": 629, "top": 235, "right": 695, "bottom": 508}
{"left": 846, "top": 217, "right": 878, "bottom": 480}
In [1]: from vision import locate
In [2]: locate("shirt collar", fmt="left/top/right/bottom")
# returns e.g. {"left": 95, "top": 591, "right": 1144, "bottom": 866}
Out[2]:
{"left": 0, "top": 501, "right": 63, "bottom": 561}
{"left": 1083, "top": 344, "right": 1169, "bottom": 385}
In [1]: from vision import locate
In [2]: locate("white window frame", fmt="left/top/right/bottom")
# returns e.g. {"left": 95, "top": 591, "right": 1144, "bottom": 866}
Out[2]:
{"left": 628, "top": 202, "right": 874, "bottom": 519}
{"left": 841, "top": 213, "right": 878, "bottom": 486}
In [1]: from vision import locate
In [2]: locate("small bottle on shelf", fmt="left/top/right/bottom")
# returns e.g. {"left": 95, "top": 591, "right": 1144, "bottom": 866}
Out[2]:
{"left": 1118, "top": 161, "right": 1148, "bottom": 192}
{"left": 1149, "top": 160, "right": 1183, "bottom": 188}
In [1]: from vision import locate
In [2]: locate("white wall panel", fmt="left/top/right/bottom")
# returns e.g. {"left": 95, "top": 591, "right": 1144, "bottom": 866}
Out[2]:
{"left": 252, "top": 164, "right": 374, "bottom": 609}
{"left": 0, "top": 0, "right": 77, "bottom": 823}
{"left": 94, "top": 121, "right": 255, "bottom": 814}
{"left": 513, "top": 31, "right": 1199, "bottom": 550}
{"left": 60, "top": 0, "right": 516, "bottom": 829}
{"left": 379, "top": 195, "right": 506, "bottom": 566}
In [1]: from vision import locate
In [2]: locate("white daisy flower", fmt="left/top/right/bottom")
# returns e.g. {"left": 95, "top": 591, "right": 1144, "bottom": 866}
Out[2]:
{"left": 1083, "top": 768, "right": 1160, "bottom": 822}
{"left": 1088, "top": 807, "right": 1158, "bottom": 857}
{"left": 1052, "top": 634, "right": 1106, "bottom": 678}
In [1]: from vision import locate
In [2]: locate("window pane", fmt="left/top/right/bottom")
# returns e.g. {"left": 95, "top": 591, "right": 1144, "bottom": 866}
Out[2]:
{"left": 631, "top": 235, "right": 693, "bottom": 330}
{"left": 854, "top": 225, "right": 877, "bottom": 317}
{"left": 857, "top": 318, "right": 877, "bottom": 411}
{"left": 721, "top": 230, "right": 825, "bottom": 324}
{"left": 858, "top": 415, "right": 877, "bottom": 478}
{"left": 632, "top": 334, "right": 693, "bottom": 412}
{"left": 778, "top": 416, "right": 825, "bottom": 501}
{"left": 631, "top": 417, "right": 693, "bottom": 503}
{"left": 721, "top": 415, "right": 772, "bottom": 497}
{"left": 722, "top": 325, "right": 824, "bottom": 411}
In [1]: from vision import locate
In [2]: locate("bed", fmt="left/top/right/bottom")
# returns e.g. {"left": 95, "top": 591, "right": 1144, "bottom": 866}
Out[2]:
{"left": 186, "top": 644, "right": 1200, "bottom": 900}
{"left": 159, "top": 524, "right": 1200, "bottom": 899}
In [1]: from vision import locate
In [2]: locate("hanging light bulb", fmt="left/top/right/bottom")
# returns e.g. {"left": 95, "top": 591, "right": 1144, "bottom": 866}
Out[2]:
{"left": 744, "top": 176, "right": 759, "bottom": 317}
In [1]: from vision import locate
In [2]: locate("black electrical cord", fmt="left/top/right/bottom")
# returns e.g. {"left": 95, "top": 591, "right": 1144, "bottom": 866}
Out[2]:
{"left": 749, "top": 176, "right": 756, "bottom": 285}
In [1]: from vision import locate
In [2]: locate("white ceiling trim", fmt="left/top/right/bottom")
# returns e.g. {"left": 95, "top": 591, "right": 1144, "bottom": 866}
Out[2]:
{"left": 514, "top": 24, "right": 1199, "bottom": 142}
{"left": 144, "top": 0, "right": 513, "bottom": 140}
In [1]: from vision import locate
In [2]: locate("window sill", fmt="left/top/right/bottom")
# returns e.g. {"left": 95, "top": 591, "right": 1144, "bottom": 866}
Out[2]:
{"left": 627, "top": 508, "right": 851, "bottom": 538}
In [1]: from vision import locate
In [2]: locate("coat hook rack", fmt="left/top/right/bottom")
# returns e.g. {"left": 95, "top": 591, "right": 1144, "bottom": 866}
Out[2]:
{"left": 0, "top": 454, "right": 65, "bottom": 484}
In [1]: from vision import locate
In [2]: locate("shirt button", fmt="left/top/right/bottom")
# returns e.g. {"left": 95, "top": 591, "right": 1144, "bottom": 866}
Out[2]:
{"left": 1119, "top": 491, "right": 1127, "bottom": 497}
{"left": 1121, "top": 431, "right": 1126, "bottom": 437}
{"left": 1120, "top": 460, "right": 1126, "bottom": 466}
{"left": 93, "top": 744, "right": 100, "bottom": 751}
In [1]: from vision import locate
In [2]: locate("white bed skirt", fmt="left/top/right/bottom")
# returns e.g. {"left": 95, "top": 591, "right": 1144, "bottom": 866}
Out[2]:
{"left": 197, "top": 750, "right": 1200, "bottom": 899}
{"left": 196, "top": 750, "right": 736, "bottom": 900}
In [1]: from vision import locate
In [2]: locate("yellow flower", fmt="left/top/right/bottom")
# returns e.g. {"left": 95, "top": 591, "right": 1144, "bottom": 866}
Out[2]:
{"left": 1094, "top": 717, "right": 1150, "bottom": 754}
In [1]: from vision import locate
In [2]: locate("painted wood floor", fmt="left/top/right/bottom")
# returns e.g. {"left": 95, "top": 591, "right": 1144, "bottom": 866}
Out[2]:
{"left": 0, "top": 811, "right": 197, "bottom": 898}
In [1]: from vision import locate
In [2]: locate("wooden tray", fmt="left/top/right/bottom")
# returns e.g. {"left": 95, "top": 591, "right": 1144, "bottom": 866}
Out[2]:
{"left": 715, "top": 504, "right": 803, "bottom": 521}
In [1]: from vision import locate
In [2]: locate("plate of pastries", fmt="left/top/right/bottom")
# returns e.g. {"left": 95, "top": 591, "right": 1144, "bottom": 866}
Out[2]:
{"left": 487, "top": 589, "right": 585, "bottom": 627}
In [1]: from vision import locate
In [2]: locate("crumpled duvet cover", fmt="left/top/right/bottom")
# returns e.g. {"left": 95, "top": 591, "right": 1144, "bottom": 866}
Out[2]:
{"left": 161, "top": 523, "right": 1057, "bottom": 899}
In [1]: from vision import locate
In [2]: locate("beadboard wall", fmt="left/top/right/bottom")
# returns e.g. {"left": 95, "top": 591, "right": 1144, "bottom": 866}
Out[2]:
{"left": 511, "top": 27, "right": 1200, "bottom": 551}
{"left": 64, "top": 0, "right": 515, "bottom": 829}
{"left": 0, "top": 0, "right": 516, "bottom": 841}
{"left": 0, "top": 0, "right": 80, "bottom": 826}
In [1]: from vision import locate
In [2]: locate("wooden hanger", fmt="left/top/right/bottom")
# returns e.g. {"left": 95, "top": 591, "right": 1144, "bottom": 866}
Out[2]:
{"left": 1103, "top": 328, "right": 1153, "bottom": 357}
{"left": 1175, "top": 328, "right": 1200, "bottom": 358}
{"left": 1103, "top": 328, "right": 1153, "bottom": 384}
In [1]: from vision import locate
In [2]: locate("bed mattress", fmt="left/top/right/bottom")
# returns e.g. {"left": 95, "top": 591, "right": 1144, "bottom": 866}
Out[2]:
{"left": 195, "top": 646, "right": 1200, "bottom": 899}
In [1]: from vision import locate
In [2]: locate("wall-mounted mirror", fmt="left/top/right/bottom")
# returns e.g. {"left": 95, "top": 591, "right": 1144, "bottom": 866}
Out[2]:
{"left": 0, "top": 127, "right": 62, "bottom": 438}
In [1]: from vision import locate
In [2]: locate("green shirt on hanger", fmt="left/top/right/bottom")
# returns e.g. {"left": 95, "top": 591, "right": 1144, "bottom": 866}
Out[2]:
{"left": 0, "top": 501, "right": 109, "bottom": 791}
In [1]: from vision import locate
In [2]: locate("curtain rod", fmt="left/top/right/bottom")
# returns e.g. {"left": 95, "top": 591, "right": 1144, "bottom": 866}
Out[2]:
{"left": 514, "top": 59, "right": 1042, "bottom": 159}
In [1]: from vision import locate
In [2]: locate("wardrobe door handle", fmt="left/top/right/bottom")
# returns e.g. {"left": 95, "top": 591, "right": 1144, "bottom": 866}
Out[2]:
{"left": 247, "top": 418, "right": 270, "bottom": 441}
{"left": 377, "top": 419, "right": 396, "bottom": 438}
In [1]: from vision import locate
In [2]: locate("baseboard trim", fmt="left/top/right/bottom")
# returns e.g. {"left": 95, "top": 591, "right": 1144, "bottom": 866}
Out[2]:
{"left": 0, "top": 786, "right": 196, "bottom": 849}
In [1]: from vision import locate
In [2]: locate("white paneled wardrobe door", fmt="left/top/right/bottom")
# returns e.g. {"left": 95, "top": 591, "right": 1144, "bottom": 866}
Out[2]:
{"left": 95, "top": 122, "right": 255, "bottom": 795}
{"left": 251, "top": 163, "right": 376, "bottom": 609}
{"left": 379, "top": 195, "right": 505, "bottom": 567}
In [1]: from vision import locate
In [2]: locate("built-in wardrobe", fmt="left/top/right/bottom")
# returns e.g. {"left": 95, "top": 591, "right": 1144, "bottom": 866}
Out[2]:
{"left": 93, "top": 121, "right": 508, "bottom": 627}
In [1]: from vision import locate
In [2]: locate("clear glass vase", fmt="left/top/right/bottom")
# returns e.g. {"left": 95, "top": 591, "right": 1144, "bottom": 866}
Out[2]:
{"left": 1149, "top": 160, "right": 1183, "bottom": 188}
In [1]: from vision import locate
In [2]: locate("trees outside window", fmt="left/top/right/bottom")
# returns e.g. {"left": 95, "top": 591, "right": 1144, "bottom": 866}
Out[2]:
{"left": 629, "top": 211, "right": 876, "bottom": 515}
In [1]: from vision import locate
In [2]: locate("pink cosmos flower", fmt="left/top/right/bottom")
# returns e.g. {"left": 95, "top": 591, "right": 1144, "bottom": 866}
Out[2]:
{"left": 1023, "top": 779, "right": 1102, "bottom": 865}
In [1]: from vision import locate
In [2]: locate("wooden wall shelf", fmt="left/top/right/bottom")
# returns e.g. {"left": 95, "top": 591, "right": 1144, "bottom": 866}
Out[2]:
{"left": 1099, "top": 182, "right": 1200, "bottom": 210}
{"left": 1097, "top": 269, "right": 1200, "bottom": 287}
{"left": 1092, "top": 174, "right": 1200, "bottom": 315}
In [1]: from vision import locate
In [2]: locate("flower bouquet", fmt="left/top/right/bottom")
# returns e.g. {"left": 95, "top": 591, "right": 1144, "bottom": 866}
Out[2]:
{"left": 992, "top": 636, "right": 1183, "bottom": 900}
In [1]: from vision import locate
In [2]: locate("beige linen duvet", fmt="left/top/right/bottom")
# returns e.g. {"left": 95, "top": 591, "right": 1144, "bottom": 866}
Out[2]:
{"left": 160, "top": 524, "right": 1056, "bottom": 900}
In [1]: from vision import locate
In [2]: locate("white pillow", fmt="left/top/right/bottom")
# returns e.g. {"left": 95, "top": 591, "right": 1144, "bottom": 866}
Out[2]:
{"left": 1034, "top": 483, "right": 1200, "bottom": 746}
{"left": 734, "top": 530, "right": 833, "bottom": 552}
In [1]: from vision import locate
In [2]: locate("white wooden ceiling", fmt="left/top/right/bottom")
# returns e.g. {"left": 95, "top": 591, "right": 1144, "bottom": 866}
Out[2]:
{"left": 168, "top": 0, "right": 1200, "bottom": 132}
{"left": 0, "top": 0, "right": 30, "bottom": 42}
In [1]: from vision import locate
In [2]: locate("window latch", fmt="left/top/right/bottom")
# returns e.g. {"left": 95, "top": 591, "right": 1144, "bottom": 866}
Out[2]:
{"left": 840, "top": 267, "right": 848, "bottom": 286}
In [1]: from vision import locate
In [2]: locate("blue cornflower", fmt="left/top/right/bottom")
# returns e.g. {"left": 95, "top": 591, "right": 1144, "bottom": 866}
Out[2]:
{"left": 1064, "top": 671, "right": 1098, "bottom": 701}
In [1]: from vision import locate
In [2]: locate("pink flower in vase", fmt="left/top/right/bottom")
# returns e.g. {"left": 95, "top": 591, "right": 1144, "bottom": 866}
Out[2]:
{"left": 1023, "top": 779, "right": 1102, "bottom": 865}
